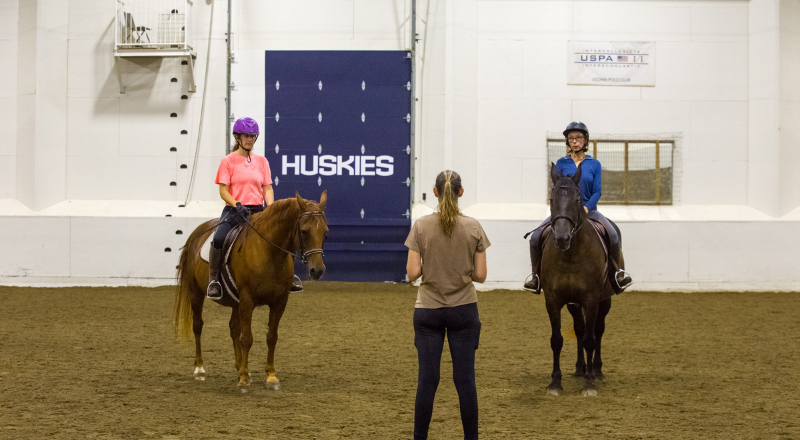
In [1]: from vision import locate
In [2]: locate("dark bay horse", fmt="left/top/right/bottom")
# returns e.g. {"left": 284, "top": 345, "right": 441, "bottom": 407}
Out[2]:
{"left": 173, "top": 192, "right": 328, "bottom": 392}
{"left": 541, "top": 164, "right": 616, "bottom": 397}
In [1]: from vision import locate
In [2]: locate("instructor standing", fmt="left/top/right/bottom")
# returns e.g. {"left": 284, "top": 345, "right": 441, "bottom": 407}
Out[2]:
{"left": 405, "top": 170, "right": 490, "bottom": 440}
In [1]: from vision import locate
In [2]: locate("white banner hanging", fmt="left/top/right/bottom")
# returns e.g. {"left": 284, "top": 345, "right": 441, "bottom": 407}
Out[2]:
{"left": 567, "top": 41, "right": 655, "bottom": 87}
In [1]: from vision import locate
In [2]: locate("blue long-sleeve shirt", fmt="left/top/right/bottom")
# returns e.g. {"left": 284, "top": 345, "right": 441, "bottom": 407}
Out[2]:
{"left": 556, "top": 155, "right": 602, "bottom": 211}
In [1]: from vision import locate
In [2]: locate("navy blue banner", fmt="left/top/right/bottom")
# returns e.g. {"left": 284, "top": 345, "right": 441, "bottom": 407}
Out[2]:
{"left": 264, "top": 51, "right": 411, "bottom": 281}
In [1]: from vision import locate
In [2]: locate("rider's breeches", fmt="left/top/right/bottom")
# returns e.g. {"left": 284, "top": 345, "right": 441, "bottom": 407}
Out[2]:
{"left": 413, "top": 303, "right": 481, "bottom": 440}
{"left": 527, "top": 211, "right": 620, "bottom": 272}
{"left": 528, "top": 211, "right": 619, "bottom": 247}
{"left": 212, "top": 204, "right": 264, "bottom": 250}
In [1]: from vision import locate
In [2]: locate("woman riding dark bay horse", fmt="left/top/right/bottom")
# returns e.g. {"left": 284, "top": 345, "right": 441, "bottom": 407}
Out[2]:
{"left": 542, "top": 164, "right": 614, "bottom": 397}
{"left": 173, "top": 192, "right": 328, "bottom": 392}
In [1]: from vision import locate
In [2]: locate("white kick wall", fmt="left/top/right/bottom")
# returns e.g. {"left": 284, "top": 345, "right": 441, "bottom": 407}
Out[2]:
{"left": 0, "top": 0, "right": 798, "bottom": 290}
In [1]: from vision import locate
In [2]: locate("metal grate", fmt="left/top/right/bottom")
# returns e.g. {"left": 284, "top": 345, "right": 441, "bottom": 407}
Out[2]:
{"left": 115, "top": 0, "right": 193, "bottom": 51}
{"left": 546, "top": 133, "right": 681, "bottom": 205}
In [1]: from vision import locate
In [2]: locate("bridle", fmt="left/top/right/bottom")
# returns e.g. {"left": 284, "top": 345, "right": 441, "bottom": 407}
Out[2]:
{"left": 549, "top": 183, "right": 584, "bottom": 238}
{"left": 242, "top": 209, "right": 328, "bottom": 264}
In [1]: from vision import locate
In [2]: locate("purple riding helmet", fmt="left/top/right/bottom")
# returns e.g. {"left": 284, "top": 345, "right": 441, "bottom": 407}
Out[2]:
{"left": 233, "top": 117, "right": 259, "bottom": 135}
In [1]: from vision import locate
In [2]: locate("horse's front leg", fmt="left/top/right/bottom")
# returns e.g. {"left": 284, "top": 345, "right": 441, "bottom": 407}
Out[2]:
{"left": 545, "top": 299, "right": 564, "bottom": 396}
{"left": 228, "top": 307, "right": 248, "bottom": 383}
{"left": 593, "top": 298, "right": 612, "bottom": 380}
{"left": 566, "top": 303, "right": 586, "bottom": 377}
{"left": 264, "top": 293, "right": 289, "bottom": 390}
{"left": 581, "top": 299, "right": 600, "bottom": 397}
{"left": 236, "top": 297, "right": 255, "bottom": 392}
{"left": 191, "top": 288, "right": 206, "bottom": 381}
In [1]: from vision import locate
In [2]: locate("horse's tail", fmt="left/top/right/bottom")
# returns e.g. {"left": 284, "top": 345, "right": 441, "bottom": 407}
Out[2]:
{"left": 173, "top": 233, "right": 198, "bottom": 340}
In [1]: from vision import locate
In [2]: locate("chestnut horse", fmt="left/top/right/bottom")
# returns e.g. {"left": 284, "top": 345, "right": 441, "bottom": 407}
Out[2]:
{"left": 541, "top": 164, "right": 615, "bottom": 397}
{"left": 173, "top": 192, "right": 328, "bottom": 392}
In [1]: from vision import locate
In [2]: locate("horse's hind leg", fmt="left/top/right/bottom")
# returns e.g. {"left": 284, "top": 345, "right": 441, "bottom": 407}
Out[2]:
{"left": 593, "top": 298, "right": 612, "bottom": 380}
{"left": 191, "top": 289, "right": 206, "bottom": 381}
{"left": 545, "top": 300, "right": 564, "bottom": 396}
{"left": 264, "top": 294, "right": 289, "bottom": 390}
{"left": 566, "top": 303, "right": 586, "bottom": 377}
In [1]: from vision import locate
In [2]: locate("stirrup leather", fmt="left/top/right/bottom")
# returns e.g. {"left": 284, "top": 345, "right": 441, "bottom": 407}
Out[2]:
{"left": 206, "top": 280, "right": 223, "bottom": 300}
{"left": 523, "top": 273, "right": 541, "bottom": 295}
{"left": 613, "top": 269, "right": 633, "bottom": 293}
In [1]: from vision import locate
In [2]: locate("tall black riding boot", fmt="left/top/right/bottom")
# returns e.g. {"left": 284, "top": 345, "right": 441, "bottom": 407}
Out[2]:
{"left": 609, "top": 242, "right": 632, "bottom": 294}
{"left": 207, "top": 246, "right": 224, "bottom": 300}
{"left": 523, "top": 242, "right": 543, "bottom": 294}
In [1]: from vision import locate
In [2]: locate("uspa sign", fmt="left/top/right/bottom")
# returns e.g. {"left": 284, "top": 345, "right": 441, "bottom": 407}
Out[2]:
{"left": 568, "top": 41, "right": 655, "bottom": 87}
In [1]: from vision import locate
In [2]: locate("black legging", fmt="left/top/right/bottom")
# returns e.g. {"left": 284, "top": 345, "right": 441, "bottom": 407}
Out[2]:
{"left": 414, "top": 302, "right": 481, "bottom": 440}
{"left": 212, "top": 204, "right": 264, "bottom": 249}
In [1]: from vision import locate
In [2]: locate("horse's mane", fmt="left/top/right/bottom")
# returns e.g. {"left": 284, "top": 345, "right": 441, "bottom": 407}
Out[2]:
{"left": 251, "top": 197, "right": 303, "bottom": 231}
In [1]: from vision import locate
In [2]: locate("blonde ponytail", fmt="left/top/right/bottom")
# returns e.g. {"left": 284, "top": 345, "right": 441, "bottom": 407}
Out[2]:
{"left": 435, "top": 170, "right": 462, "bottom": 238}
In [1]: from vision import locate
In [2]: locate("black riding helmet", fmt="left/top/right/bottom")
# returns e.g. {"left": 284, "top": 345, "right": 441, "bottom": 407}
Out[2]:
{"left": 563, "top": 121, "right": 589, "bottom": 153}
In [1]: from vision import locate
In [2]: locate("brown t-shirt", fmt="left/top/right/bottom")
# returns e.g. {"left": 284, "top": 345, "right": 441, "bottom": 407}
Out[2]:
{"left": 405, "top": 213, "right": 491, "bottom": 309}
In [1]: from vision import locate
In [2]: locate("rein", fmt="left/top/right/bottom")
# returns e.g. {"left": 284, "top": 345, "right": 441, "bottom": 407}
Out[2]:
{"left": 241, "top": 210, "right": 327, "bottom": 264}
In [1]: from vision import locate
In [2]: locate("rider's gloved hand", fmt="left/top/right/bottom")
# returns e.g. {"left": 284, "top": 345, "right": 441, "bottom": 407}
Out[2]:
{"left": 235, "top": 202, "right": 250, "bottom": 219}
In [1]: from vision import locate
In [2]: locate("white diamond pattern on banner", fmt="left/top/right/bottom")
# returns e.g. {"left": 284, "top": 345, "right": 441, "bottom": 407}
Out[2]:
{"left": 275, "top": 81, "right": 280, "bottom": 90}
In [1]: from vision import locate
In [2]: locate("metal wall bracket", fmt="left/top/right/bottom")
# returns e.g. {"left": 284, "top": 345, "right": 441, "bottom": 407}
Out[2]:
{"left": 114, "top": 49, "right": 197, "bottom": 94}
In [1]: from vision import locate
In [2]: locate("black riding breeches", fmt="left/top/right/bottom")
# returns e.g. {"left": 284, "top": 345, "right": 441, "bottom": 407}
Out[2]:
{"left": 528, "top": 211, "right": 619, "bottom": 247}
{"left": 587, "top": 210, "right": 618, "bottom": 245}
{"left": 212, "top": 204, "right": 264, "bottom": 250}
{"left": 413, "top": 303, "right": 481, "bottom": 440}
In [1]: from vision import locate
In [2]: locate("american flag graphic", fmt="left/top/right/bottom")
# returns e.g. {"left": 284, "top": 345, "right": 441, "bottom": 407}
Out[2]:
{"left": 617, "top": 55, "right": 629, "bottom": 62}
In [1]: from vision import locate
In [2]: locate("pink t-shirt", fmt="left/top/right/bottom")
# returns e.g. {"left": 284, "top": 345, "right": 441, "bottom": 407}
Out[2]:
{"left": 215, "top": 152, "right": 273, "bottom": 206}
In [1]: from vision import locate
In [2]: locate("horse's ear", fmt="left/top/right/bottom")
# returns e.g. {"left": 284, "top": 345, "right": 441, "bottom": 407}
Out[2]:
{"left": 550, "top": 163, "right": 560, "bottom": 184}
{"left": 318, "top": 190, "right": 327, "bottom": 212}
{"left": 295, "top": 191, "right": 308, "bottom": 211}
{"left": 572, "top": 162, "right": 583, "bottom": 186}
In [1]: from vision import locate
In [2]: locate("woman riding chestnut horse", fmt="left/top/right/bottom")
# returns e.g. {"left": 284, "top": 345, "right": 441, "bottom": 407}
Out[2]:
{"left": 207, "top": 117, "right": 301, "bottom": 299}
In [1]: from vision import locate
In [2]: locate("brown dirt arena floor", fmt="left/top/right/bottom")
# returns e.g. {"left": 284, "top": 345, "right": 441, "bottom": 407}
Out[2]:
{"left": 1, "top": 283, "right": 799, "bottom": 439}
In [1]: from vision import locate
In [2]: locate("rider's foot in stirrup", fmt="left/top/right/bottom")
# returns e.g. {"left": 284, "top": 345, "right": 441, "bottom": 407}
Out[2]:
{"left": 614, "top": 270, "right": 633, "bottom": 293}
{"left": 523, "top": 274, "right": 542, "bottom": 295}
{"left": 207, "top": 280, "right": 223, "bottom": 300}
{"left": 289, "top": 275, "right": 303, "bottom": 293}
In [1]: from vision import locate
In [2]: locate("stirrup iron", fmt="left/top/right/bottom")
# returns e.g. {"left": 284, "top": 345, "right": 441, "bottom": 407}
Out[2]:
{"left": 206, "top": 280, "right": 224, "bottom": 300}
{"left": 289, "top": 274, "right": 304, "bottom": 293}
{"left": 523, "top": 273, "right": 541, "bottom": 295}
{"left": 613, "top": 269, "right": 633, "bottom": 293}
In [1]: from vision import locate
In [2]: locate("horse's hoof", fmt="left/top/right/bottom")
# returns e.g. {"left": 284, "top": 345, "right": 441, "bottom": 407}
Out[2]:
{"left": 266, "top": 380, "right": 281, "bottom": 391}
{"left": 572, "top": 371, "right": 585, "bottom": 378}
{"left": 581, "top": 388, "right": 598, "bottom": 397}
{"left": 238, "top": 386, "right": 249, "bottom": 394}
{"left": 546, "top": 387, "right": 561, "bottom": 396}
{"left": 594, "top": 373, "right": 605, "bottom": 382}
{"left": 193, "top": 366, "right": 206, "bottom": 381}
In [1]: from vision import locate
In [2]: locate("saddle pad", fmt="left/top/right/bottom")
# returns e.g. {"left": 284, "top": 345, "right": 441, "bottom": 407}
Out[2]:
{"left": 200, "top": 233, "right": 214, "bottom": 262}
